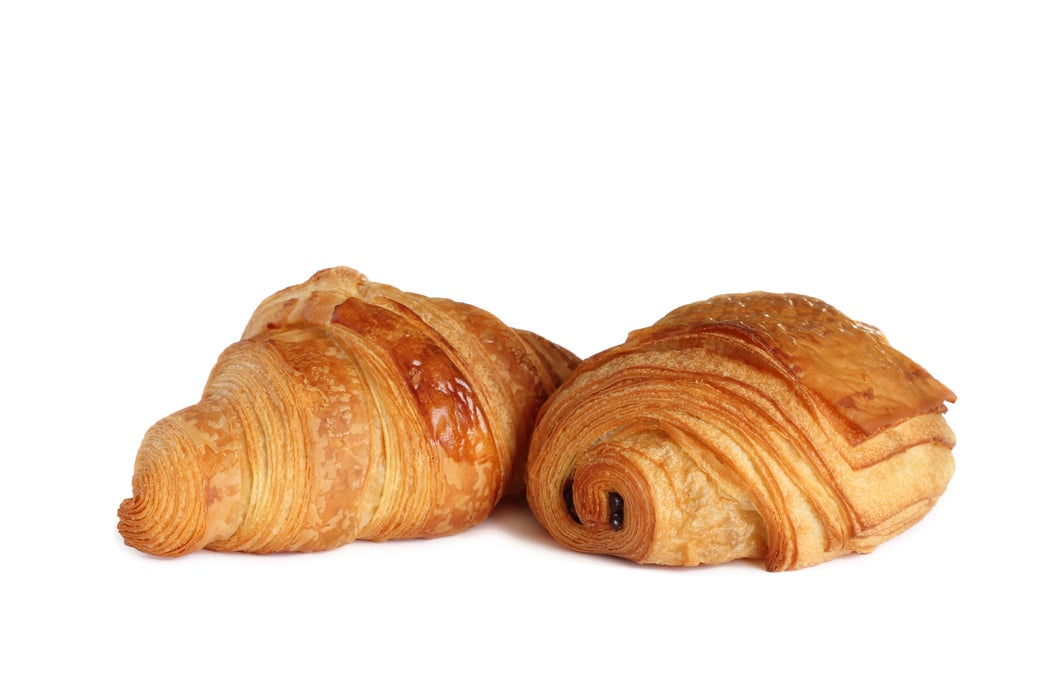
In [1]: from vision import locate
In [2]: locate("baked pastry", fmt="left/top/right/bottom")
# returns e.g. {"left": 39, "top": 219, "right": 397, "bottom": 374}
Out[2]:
{"left": 526, "top": 292, "right": 956, "bottom": 571}
{"left": 118, "top": 267, "right": 578, "bottom": 557}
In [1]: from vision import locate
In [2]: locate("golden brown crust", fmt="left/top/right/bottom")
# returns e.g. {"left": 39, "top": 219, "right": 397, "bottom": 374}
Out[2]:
{"left": 118, "top": 267, "right": 579, "bottom": 557}
{"left": 526, "top": 292, "right": 955, "bottom": 571}
{"left": 647, "top": 293, "right": 956, "bottom": 441}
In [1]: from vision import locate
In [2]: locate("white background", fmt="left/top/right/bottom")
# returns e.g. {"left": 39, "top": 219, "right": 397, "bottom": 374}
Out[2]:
{"left": 2, "top": 2, "right": 1034, "bottom": 689}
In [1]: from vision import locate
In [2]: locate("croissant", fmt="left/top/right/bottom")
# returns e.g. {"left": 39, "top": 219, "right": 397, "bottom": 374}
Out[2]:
{"left": 526, "top": 292, "right": 956, "bottom": 571}
{"left": 118, "top": 266, "right": 578, "bottom": 557}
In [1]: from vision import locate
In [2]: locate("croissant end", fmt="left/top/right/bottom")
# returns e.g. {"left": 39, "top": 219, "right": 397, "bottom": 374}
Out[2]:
{"left": 117, "top": 400, "right": 245, "bottom": 557}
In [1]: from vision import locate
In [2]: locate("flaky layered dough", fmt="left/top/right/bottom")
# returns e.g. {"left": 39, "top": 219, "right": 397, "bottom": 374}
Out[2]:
{"left": 118, "top": 267, "right": 578, "bottom": 557}
{"left": 527, "top": 293, "right": 956, "bottom": 571}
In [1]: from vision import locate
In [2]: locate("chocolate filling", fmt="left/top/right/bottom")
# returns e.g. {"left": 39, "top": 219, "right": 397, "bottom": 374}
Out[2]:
{"left": 608, "top": 492, "right": 624, "bottom": 531}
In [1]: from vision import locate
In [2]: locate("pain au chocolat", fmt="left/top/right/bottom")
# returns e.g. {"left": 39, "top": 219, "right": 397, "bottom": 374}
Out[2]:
{"left": 526, "top": 292, "right": 956, "bottom": 571}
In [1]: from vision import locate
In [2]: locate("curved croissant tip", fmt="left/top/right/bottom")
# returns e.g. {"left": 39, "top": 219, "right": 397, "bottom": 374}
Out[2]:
{"left": 117, "top": 494, "right": 177, "bottom": 557}
{"left": 117, "top": 423, "right": 209, "bottom": 558}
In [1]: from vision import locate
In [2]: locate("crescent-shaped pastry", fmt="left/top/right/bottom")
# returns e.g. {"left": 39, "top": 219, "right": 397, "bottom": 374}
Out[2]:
{"left": 118, "top": 267, "right": 578, "bottom": 557}
{"left": 526, "top": 292, "right": 956, "bottom": 571}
